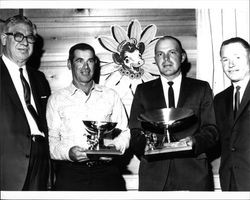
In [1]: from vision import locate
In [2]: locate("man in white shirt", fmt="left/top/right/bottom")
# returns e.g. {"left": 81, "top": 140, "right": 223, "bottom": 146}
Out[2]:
{"left": 46, "top": 43, "right": 130, "bottom": 191}
{"left": 129, "top": 36, "right": 218, "bottom": 191}
{"left": 214, "top": 37, "right": 250, "bottom": 191}
{"left": 0, "top": 15, "right": 51, "bottom": 190}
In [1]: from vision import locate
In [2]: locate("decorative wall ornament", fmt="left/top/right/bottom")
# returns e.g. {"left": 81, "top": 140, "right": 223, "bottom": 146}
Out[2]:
{"left": 98, "top": 19, "right": 160, "bottom": 113}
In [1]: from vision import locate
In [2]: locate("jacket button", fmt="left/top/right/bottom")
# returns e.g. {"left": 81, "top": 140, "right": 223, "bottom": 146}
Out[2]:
{"left": 231, "top": 147, "right": 236, "bottom": 152}
{"left": 25, "top": 154, "right": 30, "bottom": 158}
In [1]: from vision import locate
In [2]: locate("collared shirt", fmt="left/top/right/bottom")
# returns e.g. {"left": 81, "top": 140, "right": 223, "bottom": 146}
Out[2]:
{"left": 46, "top": 82, "right": 130, "bottom": 161}
{"left": 232, "top": 75, "right": 250, "bottom": 108}
{"left": 2, "top": 55, "right": 44, "bottom": 137}
{"left": 160, "top": 73, "right": 182, "bottom": 108}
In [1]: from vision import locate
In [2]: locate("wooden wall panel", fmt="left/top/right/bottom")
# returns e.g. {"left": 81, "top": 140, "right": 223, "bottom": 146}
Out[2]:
{"left": 22, "top": 9, "right": 197, "bottom": 92}
{"left": 1, "top": 10, "right": 202, "bottom": 190}
{"left": 0, "top": 9, "right": 20, "bottom": 55}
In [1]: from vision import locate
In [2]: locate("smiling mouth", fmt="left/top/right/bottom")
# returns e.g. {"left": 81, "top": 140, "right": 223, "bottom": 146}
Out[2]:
{"left": 81, "top": 70, "right": 90, "bottom": 75}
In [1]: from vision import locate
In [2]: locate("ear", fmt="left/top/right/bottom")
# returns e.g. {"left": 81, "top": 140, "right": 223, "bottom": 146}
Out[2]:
{"left": 112, "top": 53, "right": 123, "bottom": 65}
{"left": 67, "top": 59, "right": 72, "bottom": 70}
{"left": 0, "top": 33, "right": 7, "bottom": 46}
{"left": 137, "top": 42, "right": 145, "bottom": 54}
{"left": 181, "top": 52, "right": 187, "bottom": 63}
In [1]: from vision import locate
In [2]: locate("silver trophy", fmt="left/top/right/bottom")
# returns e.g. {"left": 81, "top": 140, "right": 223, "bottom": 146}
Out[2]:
{"left": 138, "top": 108, "right": 196, "bottom": 156}
{"left": 82, "top": 120, "right": 123, "bottom": 156}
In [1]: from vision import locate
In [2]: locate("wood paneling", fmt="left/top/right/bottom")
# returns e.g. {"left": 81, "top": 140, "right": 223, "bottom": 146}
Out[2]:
{"left": 22, "top": 9, "right": 197, "bottom": 91}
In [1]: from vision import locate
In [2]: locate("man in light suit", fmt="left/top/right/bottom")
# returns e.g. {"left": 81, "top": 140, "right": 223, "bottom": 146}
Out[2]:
{"left": 214, "top": 37, "right": 250, "bottom": 191}
{"left": 129, "top": 36, "right": 218, "bottom": 191}
{"left": 0, "top": 15, "right": 51, "bottom": 190}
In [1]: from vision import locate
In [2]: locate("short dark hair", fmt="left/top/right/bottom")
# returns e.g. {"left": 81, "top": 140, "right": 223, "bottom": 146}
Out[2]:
{"left": 2, "top": 14, "right": 37, "bottom": 35}
{"left": 220, "top": 37, "right": 250, "bottom": 56}
{"left": 68, "top": 43, "right": 96, "bottom": 63}
{"left": 155, "top": 35, "right": 184, "bottom": 53}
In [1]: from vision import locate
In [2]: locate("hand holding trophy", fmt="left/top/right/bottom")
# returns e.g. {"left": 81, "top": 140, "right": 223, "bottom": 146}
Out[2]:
{"left": 138, "top": 108, "right": 197, "bottom": 156}
{"left": 82, "top": 120, "right": 123, "bottom": 156}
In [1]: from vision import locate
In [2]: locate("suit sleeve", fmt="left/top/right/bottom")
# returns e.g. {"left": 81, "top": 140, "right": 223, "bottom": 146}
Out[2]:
{"left": 129, "top": 85, "right": 146, "bottom": 159}
{"left": 192, "top": 82, "right": 219, "bottom": 155}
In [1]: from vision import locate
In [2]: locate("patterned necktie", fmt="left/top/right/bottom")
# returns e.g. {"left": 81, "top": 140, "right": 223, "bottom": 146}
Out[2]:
{"left": 234, "top": 85, "right": 241, "bottom": 118}
{"left": 19, "top": 68, "right": 41, "bottom": 131}
{"left": 168, "top": 81, "right": 175, "bottom": 108}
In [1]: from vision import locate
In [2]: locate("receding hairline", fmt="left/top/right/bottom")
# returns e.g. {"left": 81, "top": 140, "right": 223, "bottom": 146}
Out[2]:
{"left": 155, "top": 36, "right": 184, "bottom": 53}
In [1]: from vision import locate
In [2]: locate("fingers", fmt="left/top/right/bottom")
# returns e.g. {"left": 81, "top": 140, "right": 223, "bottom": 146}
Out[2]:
{"left": 69, "top": 146, "right": 88, "bottom": 162}
{"left": 179, "top": 136, "right": 193, "bottom": 146}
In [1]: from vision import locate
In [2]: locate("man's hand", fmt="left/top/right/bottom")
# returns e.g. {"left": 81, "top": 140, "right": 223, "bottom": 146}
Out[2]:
{"left": 69, "top": 146, "right": 89, "bottom": 162}
{"left": 104, "top": 138, "right": 127, "bottom": 154}
{"left": 179, "top": 136, "right": 195, "bottom": 147}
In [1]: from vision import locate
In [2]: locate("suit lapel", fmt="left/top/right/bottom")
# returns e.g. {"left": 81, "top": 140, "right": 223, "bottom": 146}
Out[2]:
{"left": 177, "top": 77, "right": 190, "bottom": 107}
{"left": 27, "top": 69, "right": 42, "bottom": 115}
{"left": 1, "top": 58, "right": 25, "bottom": 113}
{"left": 234, "top": 79, "right": 250, "bottom": 123}
{"left": 225, "top": 86, "right": 234, "bottom": 126}
{"left": 152, "top": 78, "right": 167, "bottom": 108}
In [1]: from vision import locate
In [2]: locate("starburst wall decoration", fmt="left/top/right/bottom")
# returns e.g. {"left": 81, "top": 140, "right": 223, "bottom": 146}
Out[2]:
{"left": 98, "top": 19, "right": 160, "bottom": 113}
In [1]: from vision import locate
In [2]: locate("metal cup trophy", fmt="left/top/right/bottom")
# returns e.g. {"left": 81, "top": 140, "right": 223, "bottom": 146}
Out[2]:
{"left": 82, "top": 120, "right": 123, "bottom": 156}
{"left": 138, "top": 108, "right": 196, "bottom": 156}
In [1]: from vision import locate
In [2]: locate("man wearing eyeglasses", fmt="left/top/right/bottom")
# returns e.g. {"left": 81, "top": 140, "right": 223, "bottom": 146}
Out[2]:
{"left": 0, "top": 15, "right": 51, "bottom": 190}
{"left": 46, "top": 43, "right": 130, "bottom": 190}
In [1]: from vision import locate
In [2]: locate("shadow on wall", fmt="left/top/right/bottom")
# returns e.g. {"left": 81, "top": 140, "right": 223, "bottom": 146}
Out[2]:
{"left": 26, "top": 34, "right": 44, "bottom": 71}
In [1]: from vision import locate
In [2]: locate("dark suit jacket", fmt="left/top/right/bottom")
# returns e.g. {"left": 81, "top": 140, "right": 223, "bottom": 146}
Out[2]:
{"left": 0, "top": 57, "right": 51, "bottom": 190}
{"left": 214, "top": 81, "right": 250, "bottom": 191}
{"left": 129, "top": 77, "right": 218, "bottom": 191}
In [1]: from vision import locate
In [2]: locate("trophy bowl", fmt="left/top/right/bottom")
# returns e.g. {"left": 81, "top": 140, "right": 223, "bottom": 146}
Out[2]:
{"left": 138, "top": 108, "right": 196, "bottom": 156}
{"left": 82, "top": 120, "right": 123, "bottom": 156}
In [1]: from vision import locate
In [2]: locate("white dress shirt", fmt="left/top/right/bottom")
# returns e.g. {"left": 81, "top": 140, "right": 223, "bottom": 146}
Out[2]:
{"left": 3, "top": 55, "right": 44, "bottom": 137}
{"left": 232, "top": 75, "right": 250, "bottom": 108}
{"left": 161, "top": 73, "right": 182, "bottom": 108}
{"left": 46, "top": 82, "right": 130, "bottom": 161}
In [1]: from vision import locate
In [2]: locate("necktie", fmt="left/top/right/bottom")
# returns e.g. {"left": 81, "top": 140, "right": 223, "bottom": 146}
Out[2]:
{"left": 234, "top": 85, "right": 241, "bottom": 118}
{"left": 168, "top": 81, "right": 175, "bottom": 108}
{"left": 19, "top": 68, "right": 42, "bottom": 131}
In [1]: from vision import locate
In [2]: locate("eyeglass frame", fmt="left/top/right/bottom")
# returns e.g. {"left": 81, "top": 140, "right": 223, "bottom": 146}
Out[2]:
{"left": 5, "top": 32, "right": 36, "bottom": 44}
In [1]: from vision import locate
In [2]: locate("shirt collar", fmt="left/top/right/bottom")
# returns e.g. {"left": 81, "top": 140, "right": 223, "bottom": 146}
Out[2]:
{"left": 68, "top": 81, "right": 103, "bottom": 96}
{"left": 232, "top": 75, "right": 250, "bottom": 92}
{"left": 2, "top": 54, "right": 27, "bottom": 72}
{"left": 160, "top": 73, "right": 182, "bottom": 87}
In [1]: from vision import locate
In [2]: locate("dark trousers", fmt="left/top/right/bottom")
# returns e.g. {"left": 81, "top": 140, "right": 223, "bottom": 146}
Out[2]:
{"left": 22, "top": 136, "right": 49, "bottom": 191}
{"left": 229, "top": 168, "right": 237, "bottom": 191}
{"left": 53, "top": 160, "right": 126, "bottom": 191}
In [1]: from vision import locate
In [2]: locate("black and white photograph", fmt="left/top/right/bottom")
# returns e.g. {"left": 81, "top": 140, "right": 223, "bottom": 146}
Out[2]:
{"left": 0, "top": 0, "right": 249, "bottom": 199}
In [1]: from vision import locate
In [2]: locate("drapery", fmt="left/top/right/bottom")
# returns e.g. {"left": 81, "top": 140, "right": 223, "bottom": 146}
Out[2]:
{"left": 196, "top": 8, "right": 249, "bottom": 96}
{"left": 196, "top": 8, "right": 249, "bottom": 179}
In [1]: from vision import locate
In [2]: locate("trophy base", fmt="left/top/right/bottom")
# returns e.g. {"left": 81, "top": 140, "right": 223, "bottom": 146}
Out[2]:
{"left": 145, "top": 141, "right": 192, "bottom": 156}
{"left": 85, "top": 148, "right": 123, "bottom": 156}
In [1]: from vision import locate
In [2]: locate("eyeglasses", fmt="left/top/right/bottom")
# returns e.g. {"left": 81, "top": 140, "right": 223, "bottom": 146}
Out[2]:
{"left": 5, "top": 32, "right": 36, "bottom": 44}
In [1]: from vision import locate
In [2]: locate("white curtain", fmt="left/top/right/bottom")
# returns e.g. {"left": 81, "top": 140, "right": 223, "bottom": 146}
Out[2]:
{"left": 196, "top": 8, "right": 250, "bottom": 96}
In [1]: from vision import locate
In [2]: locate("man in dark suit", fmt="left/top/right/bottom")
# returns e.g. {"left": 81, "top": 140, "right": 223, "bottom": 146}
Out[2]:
{"left": 0, "top": 15, "right": 51, "bottom": 190}
{"left": 129, "top": 36, "right": 218, "bottom": 191}
{"left": 214, "top": 37, "right": 250, "bottom": 191}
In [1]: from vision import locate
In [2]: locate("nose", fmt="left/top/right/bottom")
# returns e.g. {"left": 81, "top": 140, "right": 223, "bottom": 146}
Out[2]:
{"left": 163, "top": 53, "right": 170, "bottom": 62}
{"left": 82, "top": 61, "right": 90, "bottom": 69}
{"left": 21, "top": 37, "right": 29, "bottom": 46}
{"left": 228, "top": 59, "right": 235, "bottom": 67}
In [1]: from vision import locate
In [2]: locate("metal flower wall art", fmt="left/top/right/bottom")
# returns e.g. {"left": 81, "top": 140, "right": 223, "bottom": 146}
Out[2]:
{"left": 98, "top": 19, "right": 160, "bottom": 113}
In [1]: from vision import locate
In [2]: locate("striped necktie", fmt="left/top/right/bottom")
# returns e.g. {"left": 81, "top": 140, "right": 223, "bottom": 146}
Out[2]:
{"left": 19, "top": 68, "right": 42, "bottom": 131}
